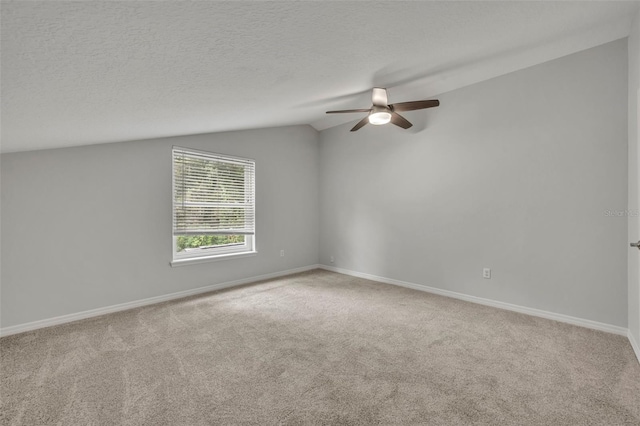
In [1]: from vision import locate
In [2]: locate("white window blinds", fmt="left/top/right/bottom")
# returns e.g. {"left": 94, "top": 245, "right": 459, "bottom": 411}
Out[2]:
{"left": 173, "top": 147, "right": 255, "bottom": 236}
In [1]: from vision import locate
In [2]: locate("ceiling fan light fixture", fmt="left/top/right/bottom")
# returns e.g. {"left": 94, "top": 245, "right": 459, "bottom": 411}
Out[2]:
{"left": 368, "top": 107, "right": 391, "bottom": 125}
{"left": 325, "top": 88, "right": 439, "bottom": 132}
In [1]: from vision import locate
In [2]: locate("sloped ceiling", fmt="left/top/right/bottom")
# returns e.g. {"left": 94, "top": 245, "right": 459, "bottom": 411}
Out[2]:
{"left": 1, "top": 1, "right": 639, "bottom": 153}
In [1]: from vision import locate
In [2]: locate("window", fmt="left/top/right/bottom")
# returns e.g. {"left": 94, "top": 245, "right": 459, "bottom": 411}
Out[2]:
{"left": 172, "top": 147, "right": 255, "bottom": 264}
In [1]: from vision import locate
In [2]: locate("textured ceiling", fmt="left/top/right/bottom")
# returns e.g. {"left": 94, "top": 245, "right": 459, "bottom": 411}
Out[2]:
{"left": 2, "top": 1, "right": 639, "bottom": 153}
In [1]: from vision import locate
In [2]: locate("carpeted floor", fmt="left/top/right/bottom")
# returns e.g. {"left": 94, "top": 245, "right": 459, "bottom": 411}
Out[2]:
{"left": 1, "top": 270, "right": 639, "bottom": 425}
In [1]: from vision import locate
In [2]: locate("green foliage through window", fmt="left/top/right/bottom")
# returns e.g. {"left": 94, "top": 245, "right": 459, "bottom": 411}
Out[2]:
{"left": 176, "top": 235, "right": 245, "bottom": 252}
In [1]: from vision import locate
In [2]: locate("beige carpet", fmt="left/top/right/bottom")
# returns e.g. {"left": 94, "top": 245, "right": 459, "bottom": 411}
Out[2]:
{"left": 1, "top": 270, "right": 639, "bottom": 425}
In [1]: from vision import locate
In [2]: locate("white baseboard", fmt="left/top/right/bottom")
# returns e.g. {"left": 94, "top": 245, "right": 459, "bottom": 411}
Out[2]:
{"left": 319, "top": 265, "right": 629, "bottom": 337}
{"left": 4, "top": 263, "right": 637, "bottom": 365}
{"left": 0, "top": 264, "right": 320, "bottom": 338}
{"left": 629, "top": 331, "right": 640, "bottom": 364}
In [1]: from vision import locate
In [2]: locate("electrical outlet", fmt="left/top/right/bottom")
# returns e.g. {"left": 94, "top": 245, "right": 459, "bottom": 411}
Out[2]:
{"left": 280, "top": 250, "right": 285, "bottom": 257}
{"left": 330, "top": 255, "right": 335, "bottom": 263}
{"left": 483, "top": 268, "right": 491, "bottom": 279}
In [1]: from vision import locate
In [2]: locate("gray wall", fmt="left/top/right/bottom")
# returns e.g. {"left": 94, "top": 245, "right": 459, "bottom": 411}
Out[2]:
{"left": 629, "top": 11, "right": 640, "bottom": 348}
{"left": 1, "top": 125, "right": 320, "bottom": 327}
{"left": 319, "top": 40, "right": 629, "bottom": 327}
{"left": 1, "top": 39, "right": 633, "bottom": 333}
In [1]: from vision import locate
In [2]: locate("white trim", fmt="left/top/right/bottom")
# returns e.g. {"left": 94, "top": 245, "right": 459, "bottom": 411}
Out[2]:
{"left": 319, "top": 265, "right": 629, "bottom": 337}
{"left": 629, "top": 331, "right": 640, "bottom": 364}
{"left": 0, "top": 264, "right": 320, "bottom": 337}
{"left": 170, "top": 250, "right": 257, "bottom": 267}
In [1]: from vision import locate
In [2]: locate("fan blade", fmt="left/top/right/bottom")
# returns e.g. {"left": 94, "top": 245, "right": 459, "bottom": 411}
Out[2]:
{"left": 350, "top": 116, "right": 370, "bottom": 132}
{"left": 372, "top": 88, "right": 388, "bottom": 107}
{"left": 326, "top": 108, "right": 371, "bottom": 114}
{"left": 390, "top": 112, "right": 413, "bottom": 129}
{"left": 391, "top": 100, "right": 440, "bottom": 112}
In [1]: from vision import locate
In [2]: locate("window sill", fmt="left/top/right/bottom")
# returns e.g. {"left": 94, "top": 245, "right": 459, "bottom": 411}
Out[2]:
{"left": 170, "top": 251, "right": 258, "bottom": 267}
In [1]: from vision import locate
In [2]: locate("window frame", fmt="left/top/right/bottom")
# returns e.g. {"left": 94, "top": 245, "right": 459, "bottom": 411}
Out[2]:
{"left": 171, "top": 147, "right": 256, "bottom": 266}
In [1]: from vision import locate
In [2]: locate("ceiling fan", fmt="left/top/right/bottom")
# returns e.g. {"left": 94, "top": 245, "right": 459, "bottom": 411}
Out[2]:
{"left": 326, "top": 88, "right": 440, "bottom": 132}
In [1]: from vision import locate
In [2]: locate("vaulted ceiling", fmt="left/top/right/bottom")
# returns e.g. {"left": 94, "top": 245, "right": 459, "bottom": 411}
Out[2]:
{"left": 2, "top": 1, "right": 639, "bottom": 153}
